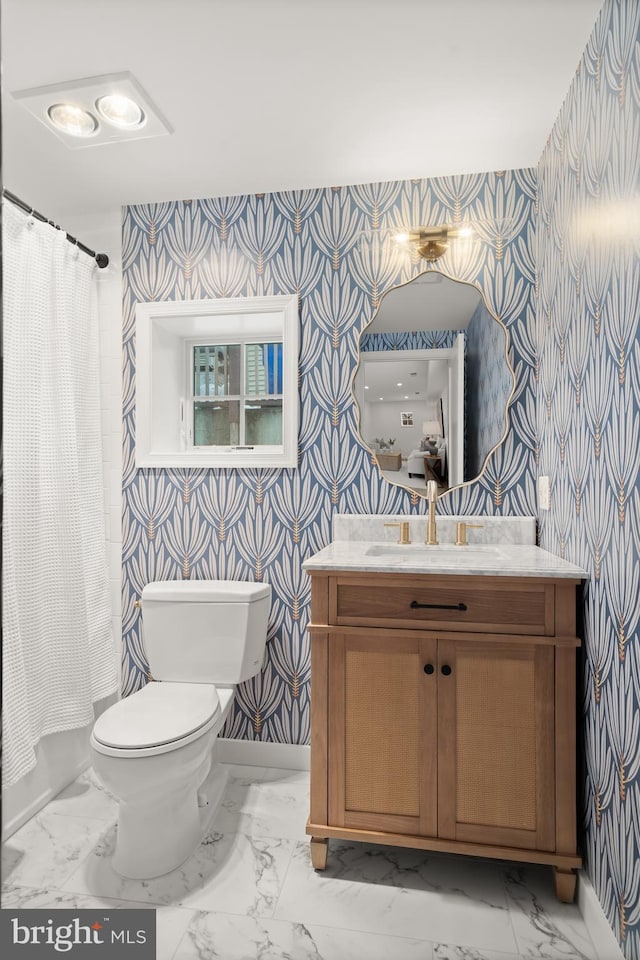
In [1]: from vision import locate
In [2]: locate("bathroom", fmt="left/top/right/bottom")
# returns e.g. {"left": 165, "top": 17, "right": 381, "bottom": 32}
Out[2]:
{"left": 2, "top": 0, "right": 639, "bottom": 957}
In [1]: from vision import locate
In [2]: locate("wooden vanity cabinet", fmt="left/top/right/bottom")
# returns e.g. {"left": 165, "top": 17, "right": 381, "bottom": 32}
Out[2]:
{"left": 307, "top": 570, "right": 582, "bottom": 902}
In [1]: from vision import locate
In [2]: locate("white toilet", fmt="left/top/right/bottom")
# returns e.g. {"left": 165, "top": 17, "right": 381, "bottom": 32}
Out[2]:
{"left": 90, "top": 579, "right": 271, "bottom": 879}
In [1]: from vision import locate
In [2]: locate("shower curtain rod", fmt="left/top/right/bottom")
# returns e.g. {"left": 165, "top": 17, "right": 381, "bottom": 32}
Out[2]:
{"left": 3, "top": 188, "right": 109, "bottom": 269}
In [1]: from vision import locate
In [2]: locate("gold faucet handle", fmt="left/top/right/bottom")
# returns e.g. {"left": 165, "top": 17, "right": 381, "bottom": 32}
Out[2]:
{"left": 455, "top": 522, "right": 484, "bottom": 546}
{"left": 384, "top": 521, "right": 411, "bottom": 544}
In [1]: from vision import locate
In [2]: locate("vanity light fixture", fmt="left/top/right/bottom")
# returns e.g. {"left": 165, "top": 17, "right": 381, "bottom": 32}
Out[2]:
{"left": 394, "top": 225, "right": 473, "bottom": 261}
{"left": 12, "top": 72, "right": 171, "bottom": 149}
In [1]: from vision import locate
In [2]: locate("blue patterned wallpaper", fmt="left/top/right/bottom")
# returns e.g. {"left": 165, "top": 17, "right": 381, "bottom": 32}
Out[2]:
{"left": 537, "top": 0, "right": 640, "bottom": 954}
{"left": 466, "top": 299, "right": 514, "bottom": 479}
{"left": 360, "top": 329, "right": 461, "bottom": 352}
{"left": 122, "top": 171, "right": 538, "bottom": 746}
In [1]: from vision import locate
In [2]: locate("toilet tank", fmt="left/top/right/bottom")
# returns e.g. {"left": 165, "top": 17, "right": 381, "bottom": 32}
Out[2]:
{"left": 141, "top": 580, "right": 271, "bottom": 684}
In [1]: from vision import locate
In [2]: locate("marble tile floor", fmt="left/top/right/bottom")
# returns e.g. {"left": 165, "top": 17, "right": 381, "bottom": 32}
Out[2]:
{"left": 1, "top": 763, "right": 598, "bottom": 960}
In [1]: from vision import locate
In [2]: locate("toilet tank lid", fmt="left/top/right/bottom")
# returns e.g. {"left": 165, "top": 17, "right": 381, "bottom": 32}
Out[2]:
{"left": 142, "top": 580, "right": 271, "bottom": 603}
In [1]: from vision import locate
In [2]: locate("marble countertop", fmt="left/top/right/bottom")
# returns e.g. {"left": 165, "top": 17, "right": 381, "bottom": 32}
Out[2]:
{"left": 302, "top": 541, "right": 588, "bottom": 579}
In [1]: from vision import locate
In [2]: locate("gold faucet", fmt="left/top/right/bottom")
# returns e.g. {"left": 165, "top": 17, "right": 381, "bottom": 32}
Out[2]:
{"left": 384, "top": 520, "right": 411, "bottom": 544}
{"left": 455, "top": 521, "right": 484, "bottom": 546}
{"left": 425, "top": 480, "right": 438, "bottom": 545}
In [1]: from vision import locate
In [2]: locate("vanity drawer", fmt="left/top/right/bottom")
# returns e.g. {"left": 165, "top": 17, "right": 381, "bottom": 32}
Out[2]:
{"left": 331, "top": 574, "right": 553, "bottom": 635}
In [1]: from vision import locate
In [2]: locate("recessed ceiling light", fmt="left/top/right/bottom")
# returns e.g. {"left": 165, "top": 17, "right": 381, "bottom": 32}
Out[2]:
{"left": 47, "top": 103, "right": 97, "bottom": 138}
{"left": 96, "top": 94, "right": 144, "bottom": 129}
{"left": 396, "top": 382, "right": 403, "bottom": 386}
{"left": 12, "top": 71, "right": 171, "bottom": 149}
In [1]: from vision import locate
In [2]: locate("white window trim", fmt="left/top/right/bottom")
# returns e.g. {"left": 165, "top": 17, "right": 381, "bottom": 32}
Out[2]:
{"left": 135, "top": 295, "right": 299, "bottom": 468}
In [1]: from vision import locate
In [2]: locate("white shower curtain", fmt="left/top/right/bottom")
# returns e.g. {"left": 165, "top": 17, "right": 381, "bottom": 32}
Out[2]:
{"left": 2, "top": 201, "right": 119, "bottom": 787}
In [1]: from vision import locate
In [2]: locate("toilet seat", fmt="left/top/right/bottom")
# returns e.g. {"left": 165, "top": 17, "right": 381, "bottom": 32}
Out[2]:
{"left": 91, "top": 681, "right": 221, "bottom": 759}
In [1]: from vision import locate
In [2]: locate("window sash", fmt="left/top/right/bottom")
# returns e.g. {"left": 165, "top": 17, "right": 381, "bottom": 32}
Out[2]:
{"left": 189, "top": 340, "right": 283, "bottom": 449}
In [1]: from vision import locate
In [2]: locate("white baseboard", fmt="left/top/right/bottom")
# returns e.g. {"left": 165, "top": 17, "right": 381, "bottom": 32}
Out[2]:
{"left": 218, "top": 738, "right": 310, "bottom": 771}
{"left": 577, "top": 870, "right": 624, "bottom": 959}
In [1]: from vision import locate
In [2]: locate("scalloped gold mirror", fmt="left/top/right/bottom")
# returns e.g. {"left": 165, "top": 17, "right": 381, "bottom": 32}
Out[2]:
{"left": 353, "top": 271, "right": 514, "bottom": 499}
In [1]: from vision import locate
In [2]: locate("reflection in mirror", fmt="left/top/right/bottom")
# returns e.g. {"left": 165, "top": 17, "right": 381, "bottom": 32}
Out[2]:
{"left": 353, "top": 272, "right": 514, "bottom": 498}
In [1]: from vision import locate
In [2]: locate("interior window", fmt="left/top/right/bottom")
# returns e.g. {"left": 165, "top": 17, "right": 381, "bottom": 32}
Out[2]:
{"left": 135, "top": 295, "right": 298, "bottom": 468}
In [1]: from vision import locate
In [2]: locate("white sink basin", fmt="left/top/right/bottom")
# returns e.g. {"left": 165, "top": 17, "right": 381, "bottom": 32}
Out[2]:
{"left": 365, "top": 544, "right": 506, "bottom": 562}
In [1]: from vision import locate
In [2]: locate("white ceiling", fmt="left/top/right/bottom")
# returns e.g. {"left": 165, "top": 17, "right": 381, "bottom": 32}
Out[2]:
{"left": 363, "top": 357, "right": 449, "bottom": 405}
{"left": 2, "top": 0, "right": 603, "bottom": 225}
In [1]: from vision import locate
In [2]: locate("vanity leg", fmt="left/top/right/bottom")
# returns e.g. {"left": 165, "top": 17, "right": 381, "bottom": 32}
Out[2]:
{"left": 553, "top": 867, "right": 577, "bottom": 903}
{"left": 310, "top": 837, "right": 329, "bottom": 870}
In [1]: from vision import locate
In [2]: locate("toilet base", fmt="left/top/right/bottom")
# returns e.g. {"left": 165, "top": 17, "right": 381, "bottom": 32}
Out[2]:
{"left": 113, "top": 775, "right": 202, "bottom": 879}
{"left": 112, "top": 762, "right": 230, "bottom": 879}
{"left": 197, "top": 761, "right": 230, "bottom": 833}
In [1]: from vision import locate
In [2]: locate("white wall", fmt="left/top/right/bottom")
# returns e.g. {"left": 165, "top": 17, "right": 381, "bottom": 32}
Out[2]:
{"left": 363, "top": 399, "right": 430, "bottom": 456}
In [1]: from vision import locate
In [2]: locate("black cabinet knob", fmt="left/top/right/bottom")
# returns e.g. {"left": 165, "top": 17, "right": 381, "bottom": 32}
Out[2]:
{"left": 441, "top": 664, "right": 452, "bottom": 676}
{"left": 423, "top": 663, "right": 435, "bottom": 675}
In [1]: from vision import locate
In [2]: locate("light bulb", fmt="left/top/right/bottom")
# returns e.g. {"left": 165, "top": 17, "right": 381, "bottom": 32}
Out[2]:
{"left": 96, "top": 94, "right": 144, "bottom": 128}
{"left": 47, "top": 103, "right": 97, "bottom": 137}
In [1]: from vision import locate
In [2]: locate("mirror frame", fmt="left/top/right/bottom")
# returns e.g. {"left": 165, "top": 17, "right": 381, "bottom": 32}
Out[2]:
{"left": 352, "top": 270, "right": 516, "bottom": 500}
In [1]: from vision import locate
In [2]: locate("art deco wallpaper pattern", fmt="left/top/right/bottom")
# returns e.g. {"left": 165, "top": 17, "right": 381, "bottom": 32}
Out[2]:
{"left": 121, "top": 169, "right": 538, "bottom": 747}
{"left": 537, "top": 0, "right": 640, "bottom": 954}
{"left": 466, "top": 298, "right": 515, "bottom": 480}
{"left": 359, "top": 329, "right": 460, "bottom": 352}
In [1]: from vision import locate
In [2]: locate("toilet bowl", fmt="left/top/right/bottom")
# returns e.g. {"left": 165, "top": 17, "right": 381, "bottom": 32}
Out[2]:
{"left": 91, "top": 682, "right": 233, "bottom": 878}
{"left": 90, "top": 579, "right": 271, "bottom": 879}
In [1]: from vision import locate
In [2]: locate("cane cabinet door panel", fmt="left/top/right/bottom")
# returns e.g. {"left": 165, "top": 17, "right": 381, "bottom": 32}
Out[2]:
{"left": 327, "top": 631, "right": 438, "bottom": 838}
{"left": 437, "top": 639, "right": 555, "bottom": 851}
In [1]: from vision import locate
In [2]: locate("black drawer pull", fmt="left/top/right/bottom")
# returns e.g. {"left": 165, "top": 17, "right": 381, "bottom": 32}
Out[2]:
{"left": 410, "top": 600, "right": 467, "bottom": 611}
{"left": 441, "top": 664, "right": 453, "bottom": 676}
{"left": 423, "top": 663, "right": 435, "bottom": 675}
